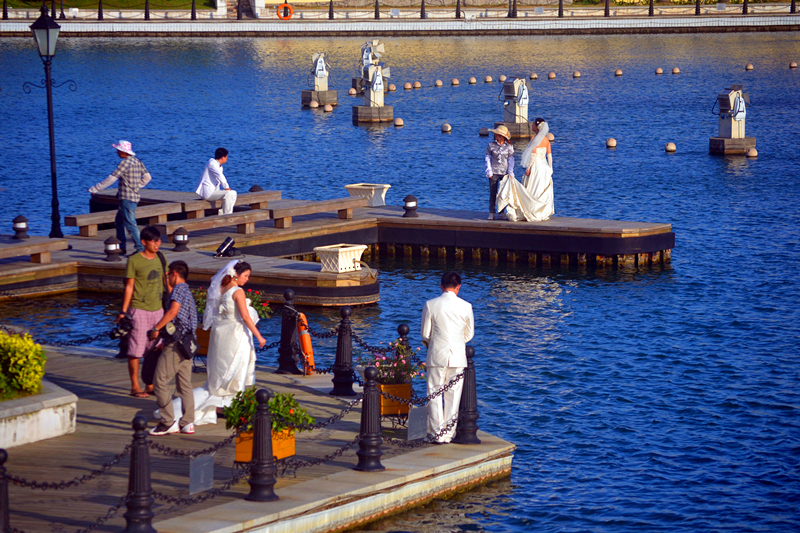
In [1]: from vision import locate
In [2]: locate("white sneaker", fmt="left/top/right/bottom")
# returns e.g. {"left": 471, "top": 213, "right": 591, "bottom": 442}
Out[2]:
{"left": 149, "top": 420, "right": 179, "bottom": 436}
{"left": 487, "top": 213, "right": 495, "bottom": 220}
{"left": 180, "top": 423, "right": 195, "bottom": 434}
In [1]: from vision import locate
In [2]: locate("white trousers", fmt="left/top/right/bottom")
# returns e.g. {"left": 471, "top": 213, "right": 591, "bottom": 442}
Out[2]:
{"left": 426, "top": 366, "right": 465, "bottom": 442}
{"left": 204, "top": 188, "right": 238, "bottom": 215}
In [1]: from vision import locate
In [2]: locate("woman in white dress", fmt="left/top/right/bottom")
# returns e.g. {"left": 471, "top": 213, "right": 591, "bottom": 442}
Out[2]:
{"left": 496, "top": 118, "right": 555, "bottom": 222}
{"left": 159, "top": 260, "right": 267, "bottom": 426}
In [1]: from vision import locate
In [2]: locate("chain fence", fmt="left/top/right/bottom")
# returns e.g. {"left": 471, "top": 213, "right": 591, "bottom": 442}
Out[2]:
{"left": 7, "top": 445, "right": 130, "bottom": 490}
{"left": 275, "top": 434, "right": 362, "bottom": 477}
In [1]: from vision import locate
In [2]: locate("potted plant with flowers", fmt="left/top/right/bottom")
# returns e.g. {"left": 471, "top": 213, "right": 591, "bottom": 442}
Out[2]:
{"left": 192, "top": 288, "right": 272, "bottom": 357}
{"left": 226, "top": 386, "right": 315, "bottom": 463}
{"left": 357, "top": 340, "right": 425, "bottom": 416}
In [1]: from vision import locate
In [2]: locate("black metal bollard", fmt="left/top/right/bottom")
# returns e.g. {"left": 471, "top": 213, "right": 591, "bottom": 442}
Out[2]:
{"left": 455, "top": 0, "right": 460, "bottom": 18}
{"left": 2, "top": 0, "right": 7, "bottom": 21}
{"left": 374, "top": 0, "right": 379, "bottom": 18}
{"left": 604, "top": 0, "right": 609, "bottom": 17}
{"left": 558, "top": 0, "right": 563, "bottom": 17}
{"left": 354, "top": 366, "right": 384, "bottom": 471}
{"left": 328, "top": 0, "right": 333, "bottom": 18}
{"left": 144, "top": 0, "right": 149, "bottom": 19}
{"left": 648, "top": 0, "right": 653, "bottom": 16}
{"left": 122, "top": 417, "right": 155, "bottom": 533}
{"left": 452, "top": 346, "right": 480, "bottom": 445}
{"left": 397, "top": 323, "right": 409, "bottom": 350}
{"left": 98, "top": 0, "right": 103, "bottom": 19}
{"left": 694, "top": 0, "right": 700, "bottom": 15}
{"left": 511, "top": 0, "right": 517, "bottom": 17}
{"left": 245, "top": 389, "right": 279, "bottom": 502}
{"left": 330, "top": 307, "right": 357, "bottom": 396}
{"left": 742, "top": 0, "right": 748, "bottom": 14}
{"left": 50, "top": 0, "right": 55, "bottom": 18}
{"left": 420, "top": 0, "right": 425, "bottom": 18}
{"left": 59, "top": 0, "right": 65, "bottom": 19}
{"left": 276, "top": 289, "right": 302, "bottom": 375}
{"left": 191, "top": 0, "right": 196, "bottom": 19}
{"left": 1, "top": 449, "right": 10, "bottom": 533}
{"left": 506, "top": 0, "right": 512, "bottom": 17}
{"left": 792, "top": 0, "right": 796, "bottom": 14}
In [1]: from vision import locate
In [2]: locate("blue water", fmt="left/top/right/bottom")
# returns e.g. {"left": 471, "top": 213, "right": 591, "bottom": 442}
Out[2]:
{"left": 1, "top": 34, "right": 800, "bottom": 532}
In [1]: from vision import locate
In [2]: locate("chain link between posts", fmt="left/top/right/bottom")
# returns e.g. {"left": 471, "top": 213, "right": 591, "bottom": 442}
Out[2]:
{"left": 148, "top": 429, "right": 241, "bottom": 459}
{"left": 7, "top": 445, "right": 131, "bottom": 490}
{"left": 378, "top": 370, "right": 465, "bottom": 407}
{"left": 275, "top": 434, "right": 362, "bottom": 477}
{"left": 381, "top": 415, "right": 461, "bottom": 449}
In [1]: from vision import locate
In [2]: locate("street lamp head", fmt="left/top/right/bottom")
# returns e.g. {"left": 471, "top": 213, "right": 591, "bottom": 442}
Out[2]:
{"left": 30, "top": 5, "right": 60, "bottom": 61}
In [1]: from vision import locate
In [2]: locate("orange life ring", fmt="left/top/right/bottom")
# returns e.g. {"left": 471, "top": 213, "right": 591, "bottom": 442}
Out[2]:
{"left": 297, "top": 313, "right": 315, "bottom": 375}
{"left": 277, "top": 3, "right": 293, "bottom": 19}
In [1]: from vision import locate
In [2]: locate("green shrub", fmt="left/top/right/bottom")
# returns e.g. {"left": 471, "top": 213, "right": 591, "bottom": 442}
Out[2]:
{"left": 0, "top": 332, "right": 46, "bottom": 401}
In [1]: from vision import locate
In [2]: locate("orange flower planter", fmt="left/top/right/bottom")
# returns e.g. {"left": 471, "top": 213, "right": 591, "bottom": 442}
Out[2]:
{"left": 378, "top": 383, "right": 412, "bottom": 416}
{"left": 195, "top": 327, "right": 210, "bottom": 356}
{"left": 235, "top": 429, "right": 295, "bottom": 463}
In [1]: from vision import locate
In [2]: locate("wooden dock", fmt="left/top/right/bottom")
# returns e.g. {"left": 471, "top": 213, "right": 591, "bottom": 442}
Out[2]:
{"left": 0, "top": 189, "right": 674, "bottom": 305}
{"left": 2, "top": 346, "right": 514, "bottom": 533}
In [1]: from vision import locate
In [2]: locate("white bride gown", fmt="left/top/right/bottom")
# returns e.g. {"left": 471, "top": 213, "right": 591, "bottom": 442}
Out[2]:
{"left": 496, "top": 146, "right": 555, "bottom": 222}
{"left": 160, "top": 286, "right": 258, "bottom": 426}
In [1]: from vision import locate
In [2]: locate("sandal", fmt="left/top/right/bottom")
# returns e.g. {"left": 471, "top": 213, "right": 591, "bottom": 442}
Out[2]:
{"left": 130, "top": 390, "right": 149, "bottom": 398}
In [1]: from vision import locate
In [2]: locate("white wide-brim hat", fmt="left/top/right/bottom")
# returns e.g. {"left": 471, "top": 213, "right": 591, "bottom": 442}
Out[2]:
{"left": 112, "top": 140, "right": 136, "bottom": 156}
{"left": 488, "top": 125, "right": 511, "bottom": 140}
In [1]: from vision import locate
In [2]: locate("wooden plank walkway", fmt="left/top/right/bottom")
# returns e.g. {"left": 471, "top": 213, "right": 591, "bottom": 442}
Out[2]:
{"left": 4, "top": 345, "right": 418, "bottom": 533}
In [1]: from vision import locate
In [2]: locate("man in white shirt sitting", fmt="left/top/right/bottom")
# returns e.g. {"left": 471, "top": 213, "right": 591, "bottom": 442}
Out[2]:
{"left": 195, "top": 148, "right": 237, "bottom": 215}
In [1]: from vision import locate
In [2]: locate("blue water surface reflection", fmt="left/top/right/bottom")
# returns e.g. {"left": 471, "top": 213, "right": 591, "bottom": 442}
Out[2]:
{"left": 1, "top": 33, "right": 799, "bottom": 532}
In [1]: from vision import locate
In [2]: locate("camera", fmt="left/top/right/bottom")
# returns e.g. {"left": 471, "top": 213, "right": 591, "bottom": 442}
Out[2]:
{"left": 109, "top": 313, "right": 134, "bottom": 339}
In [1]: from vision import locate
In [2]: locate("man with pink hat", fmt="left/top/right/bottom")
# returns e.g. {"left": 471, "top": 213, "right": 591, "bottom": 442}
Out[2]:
{"left": 89, "top": 140, "right": 153, "bottom": 254}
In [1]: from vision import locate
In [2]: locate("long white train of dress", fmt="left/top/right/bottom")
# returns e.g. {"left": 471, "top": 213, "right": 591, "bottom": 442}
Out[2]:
{"left": 496, "top": 147, "right": 554, "bottom": 222}
{"left": 158, "top": 287, "right": 258, "bottom": 426}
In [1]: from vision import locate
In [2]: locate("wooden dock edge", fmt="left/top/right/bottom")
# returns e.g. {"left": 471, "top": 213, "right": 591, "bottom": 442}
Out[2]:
{"left": 153, "top": 432, "right": 514, "bottom": 533}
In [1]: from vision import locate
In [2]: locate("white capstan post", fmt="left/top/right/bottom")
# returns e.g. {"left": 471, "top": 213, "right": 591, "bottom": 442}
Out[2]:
{"left": 502, "top": 78, "right": 529, "bottom": 124}
{"left": 312, "top": 52, "right": 329, "bottom": 92}
{"left": 361, "top": 40, "right": 390, "bottom": 108}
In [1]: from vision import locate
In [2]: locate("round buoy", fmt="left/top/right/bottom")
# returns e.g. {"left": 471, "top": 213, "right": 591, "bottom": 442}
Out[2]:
{"left": 479, "top": 127, "right": 489, "bottom": 136}
{"left": 499, "top": 74, "right": 507, "bottom": 82}
{"left": 469, "top": 77, "right": 477, "bottom": 84}
{"left": 451, "top": 78, "right": 460, "bottom": 86}
{"left": 573, "top": 71, "right": 581, "bottom": 78}
{"left": 435, "top": 79, "right": 443, "bottom": 87}
{"left": 655, "top": 68, "right": 663, "bottom": 75}
{"left": 388, "top": 84, "right": 396, "bottom": 91}
{"left": 442, "top": 123, "right": 452, "bottom": 133}
{"left": 791, "top": 61, "right": 798, "bottom": 69}
{"left": 394, "top": 118, "right": 404, "bottom": 127}
{"left": 413, "top": 81, "right": 421, "bottom": 89}
{"left": 606, "top": 138, "right": 617, "bottom": 148}
{"left": 547, "top": 133, "right": 554, "bottom": 142}
{"left": 672, "top": 67, "right": 681, "bottom": 74}
{"left": 615, "top": 69, "right": 623, "bottom": 77}
{"left": 746, "top": 148, "right": 758, "bottom": 158}
{"left": 485, "top": 76, "right": 493, "bottom": 83}
{"left": 530, "top": 73, "right": 538, "bottom": 80}
{"left": 403, "top": 82, "right": 412, "bottom": 90}
{"left": 348, "top": 88, "right": 357, "bottom": 96}
{"left": 665, "top": 142, "right": 676, "bottom": 153}
{"left": 548, "top": 72, "right": 556, "bottom": 79}
{"left": 323, "top": 104, "right": 333, "bottom": 112}
{"left": 745, "top": 63, "right": 754, "bottom": 71}
{"left": 309, "top": 100, "right": 319, "bottom": 108}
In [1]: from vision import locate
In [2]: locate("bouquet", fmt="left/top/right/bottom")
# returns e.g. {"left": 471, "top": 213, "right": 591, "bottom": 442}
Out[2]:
{"left": 192, "top": 287, "right": 272, "bottom": 320}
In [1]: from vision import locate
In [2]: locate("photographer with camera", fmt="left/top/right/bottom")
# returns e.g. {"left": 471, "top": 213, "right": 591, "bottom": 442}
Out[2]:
{"left": 120, "top": 225, "right": 169, "bottom": 398}
{"left": 148, "top": 260, "right": 198, "bottom": 436}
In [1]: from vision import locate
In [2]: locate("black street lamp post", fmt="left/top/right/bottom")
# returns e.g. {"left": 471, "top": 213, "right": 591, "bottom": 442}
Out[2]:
{"left": 30, "top": 5, "right": 64, "bottom": 239}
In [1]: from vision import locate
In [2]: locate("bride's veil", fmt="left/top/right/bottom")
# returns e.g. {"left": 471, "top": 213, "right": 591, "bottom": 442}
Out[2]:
{"left": 202, "top": 259, "right": 240, "bottom": 330}
{"left": 520, "top": 121, "right": 549, "bottom": 170}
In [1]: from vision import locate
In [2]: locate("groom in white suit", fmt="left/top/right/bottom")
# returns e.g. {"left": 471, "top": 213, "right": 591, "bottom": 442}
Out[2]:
{"left": 421, "top": 271, "right": 474, "bottom": 444}
{"left": 195, "top": 147, "right": 237, "bottom": 215}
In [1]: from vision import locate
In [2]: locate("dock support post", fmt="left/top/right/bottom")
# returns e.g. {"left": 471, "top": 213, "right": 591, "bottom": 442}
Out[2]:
{"left": 595, "top": 254, "right": 608, "bottom": 268}
{"left": 420, "top": 245, "right": 429, "bottom": 259}
{"left": 662, "top": 249, "right": 671, "bottom": 263}
{"left": 122, "top": 417, "right": 155, "bottom": 533}
{"left": 354, "top": 367, "right": 385, "bottom": 471}
{"left": 387, "top": 243, "right": 395, "bottom": 259}
{"left": 0, "top": 449, "right": 10, "bottom": 533}
{"left": 577, "top": 253, "right": 587, "bottom": 268}
{"left": 560, "top": 253, "right": 570, "bottom": 268}
{"left": 649, "top": 251, "right": 661, "bottom": 264}
{"left": 528, "top": 252, "right": 537, "bottom": 267}
{"left": 403, "top": 245, "right": 413, "bottom": 260}
{"left": 277, "top": 289, "right": 302, "bottom": 375}
{"left": 541, "top": 253, "right": 551, "bottom": 267}
{"left": 637, "top": 253, "right": 648, "bottom": 267}
{"left": 453, "top": 346, "right": 480, "bottom": 445}
{"left": 506, "top": 250, "right": 516, "bottom": 263}
{"left": 330, "top": 307, "right": 357, "bottom": 396}
{"left": 438, "top": 247, "right": 447, "bottom": 261}
{"left": 489, "top": 249, "right": 498, "bottom": 262}
{"left": 455, "top": 247, "right": 464, "bottom": 261}
{"left": 472, "top": 248, "right": 481, "bottom": 263}
{"left": 246, "top": 390, "right": 279, "bottom": 502}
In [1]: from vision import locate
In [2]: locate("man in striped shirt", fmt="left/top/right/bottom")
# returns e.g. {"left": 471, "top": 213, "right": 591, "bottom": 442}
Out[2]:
{"left": 89, "top": 140, "right": 153, "bottom": 254}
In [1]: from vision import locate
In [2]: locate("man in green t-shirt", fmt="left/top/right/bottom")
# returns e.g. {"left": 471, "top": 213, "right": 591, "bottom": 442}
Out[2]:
{"left": 119, "top": 225, "right": 169, "bottom": 398}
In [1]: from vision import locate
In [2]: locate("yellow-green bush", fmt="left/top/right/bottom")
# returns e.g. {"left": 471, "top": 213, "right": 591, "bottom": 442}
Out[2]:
{"left": 0, "top": 332, "right": 46, "bottom": 400}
